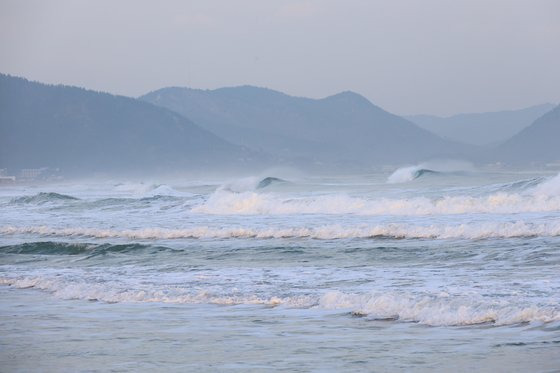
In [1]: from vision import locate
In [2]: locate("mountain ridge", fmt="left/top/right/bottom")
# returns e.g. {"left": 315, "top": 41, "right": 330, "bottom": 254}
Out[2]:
{"left": 0, "top": 74, "right": 260, "bottom": 175}
{"left": 493, "top": 104, "right": 560, "bottom": 164}
{"left": 141, "top": 85, "right": 473, "bottom": 166}
{"left": 406, "top": 103, "right": 555, "bottom": 146}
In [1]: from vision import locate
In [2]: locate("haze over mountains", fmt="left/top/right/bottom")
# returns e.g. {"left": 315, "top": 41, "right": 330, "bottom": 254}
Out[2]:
{"left": 1, "top": 73, "right": 559, "bottom": 176}
{"left": 0, "top": 74, "right": 257, "bottom": 175}
{"left": 495, "top": 104, "right": 560, "bottom": 164}
{"left": 141, "top": 86, "right": 470, "bottom": 166}
{"left": 406, "top": 103, "right": 555, "bottom": 146}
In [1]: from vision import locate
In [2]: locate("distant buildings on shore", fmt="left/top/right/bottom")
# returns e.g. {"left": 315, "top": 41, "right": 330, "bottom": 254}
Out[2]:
{"left": 0, "top": 168, "right": 16, "bottom": 184}
{"left": 0, "top": 167, "right": 62, "bottom": 184}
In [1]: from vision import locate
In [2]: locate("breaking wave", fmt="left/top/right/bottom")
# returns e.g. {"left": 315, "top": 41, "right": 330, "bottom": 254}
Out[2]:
{"left": 388, "top": 166, "right": 439, "bottom": 183}
{"left": 2, "top": 220, "right": 560, "bottom": 240}
{"left": 387, "top": 160, "right": 474, "bottom": 184}
{"left": 194, "top": 172, "right": 560, "bottom": 215}
{"left": 318, "top": 291, "right": 560, "bottom": 326}
{"left": 219, "top": 176, "right": 288, "bottom": 193}
{"left": 256, "top": 176, "right": 287, "bottom": 189}
{"left": 1, "top": 276, "right": 557, "bottom": 326}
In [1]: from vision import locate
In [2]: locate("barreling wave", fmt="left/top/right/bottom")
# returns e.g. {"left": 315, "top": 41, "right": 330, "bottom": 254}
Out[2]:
{"left": 219, "top": 176, "right": 288, "bottom": 193}
{"left": 2, "top": 220, "right": 560, "bottom": 240}
{"left": 387, "top": 160, "right": 474, "bottom": 184}
{"left": 387, "top": 166, "right": 439, "bottom": 183}
{"left": 194, "top": 172, "right": 560, "bottom": 215}
{"left": 11, "top": 192, "right": 79, "bottom": 204}
{"left": 1, "top": 275, "right": 557, "bottom": 326}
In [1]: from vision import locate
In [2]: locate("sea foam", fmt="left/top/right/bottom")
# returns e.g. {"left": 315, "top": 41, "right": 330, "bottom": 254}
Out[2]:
{"left": 192, "top": 172, "right": 560, "bottom": 216}
{"left": 2, "top": 220, "right": 560, "bottom": 240}
{"left": 1, "top": 276, "right": 557, "bottom": 326}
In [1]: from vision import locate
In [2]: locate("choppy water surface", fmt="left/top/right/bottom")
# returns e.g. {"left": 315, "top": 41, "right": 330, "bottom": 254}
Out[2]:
{"left": 1, "top": 170, "right": 559, "bottom": 371}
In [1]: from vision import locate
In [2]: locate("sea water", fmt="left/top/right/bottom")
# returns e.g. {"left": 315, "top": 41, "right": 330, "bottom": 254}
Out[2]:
{"left": 1, "top": 170, "right": 559, "bottom": 372}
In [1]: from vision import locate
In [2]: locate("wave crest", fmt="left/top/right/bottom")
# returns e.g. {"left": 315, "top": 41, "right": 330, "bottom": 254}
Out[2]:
{"left": 2, "top": 221, "right": 560, "bottom": 240}
{"left": 11, "top": 192, "right": 79, "bottom": 204}
{"left": 193, "top": 172, "right": 560, "bottom": 216}
{"left": 1, "top": 276, "right": 557, "bottom": 326}
{"left": 319, "top": 291, "right": 559, "bottom": 326}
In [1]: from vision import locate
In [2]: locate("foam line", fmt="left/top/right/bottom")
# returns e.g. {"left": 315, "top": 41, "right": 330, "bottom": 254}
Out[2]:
{"left": 2, "top": 220, "right": 560, "bottom": 240}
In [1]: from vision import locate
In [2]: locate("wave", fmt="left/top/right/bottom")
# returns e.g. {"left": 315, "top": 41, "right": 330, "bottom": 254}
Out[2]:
{"left": 192, "top": 191, "right": 559, "bottom": 216}
{"left": 113, "top": 182, "right": 185, "bottom": 197}
{"left": 194, "top": 172, "right": 560, "bottom": 216}
{"left": 11, "top": 192, "right": 79, "bottom": 204}
{"left": 2, "top": 220, "right": 560, "bottom": 240}
{"left": 0, "top": 275, "right": 315, "bottom": 307}
{"left": 490, "top": 177, "right": 547, "bottom": 193}
{"left": 0, "top": 241, "right": 156, "bottom": 256}
{"left": 387, "top": 161, "right": 474, "bottom": 184}
{"left": 317, "top": 291, "right": 559, "bottom": 326}
{"left": 256, "top": 177, "right": 287, "bottom": 189}
{"left": 388, "top": 166, "right": 439, "bottom": 183}
{"left": 1, "top": 276, "right": 557, "bottom": 326}
{"left": 219, "top": 176, "right": 289, "bottom": 193}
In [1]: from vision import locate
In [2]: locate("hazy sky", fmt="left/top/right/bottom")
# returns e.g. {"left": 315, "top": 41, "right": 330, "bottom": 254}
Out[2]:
{"left": 1, "top": 0, "right": 559, "bottom": 116}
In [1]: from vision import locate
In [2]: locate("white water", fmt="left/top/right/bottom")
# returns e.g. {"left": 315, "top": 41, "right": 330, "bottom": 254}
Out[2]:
{"left": 1, "top": 170, "right": 559, "bottom": 371}
{"left": 2, "top": 220, "right": 560, "bottom": 240}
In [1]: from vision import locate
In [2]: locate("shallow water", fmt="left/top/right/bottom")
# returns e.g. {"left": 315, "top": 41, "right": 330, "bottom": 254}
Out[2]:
{"left": 1, "top": 171, "right": 559, "bottom": 371}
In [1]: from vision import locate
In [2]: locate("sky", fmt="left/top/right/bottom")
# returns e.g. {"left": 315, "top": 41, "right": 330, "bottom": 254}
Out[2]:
{"left": 1, "top": 0, "right": 559, "bottom": 116}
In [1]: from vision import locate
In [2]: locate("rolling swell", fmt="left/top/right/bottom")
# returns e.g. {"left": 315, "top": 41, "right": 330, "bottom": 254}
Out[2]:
{"left": 0, "top": 241, "right": 163, "bottom": 256}
{"left": 11, "top": 192, "right": 79, "bottom": 204}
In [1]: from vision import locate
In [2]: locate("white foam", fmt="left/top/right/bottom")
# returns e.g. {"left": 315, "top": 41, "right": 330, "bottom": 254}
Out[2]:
{"left": 192, "top": 190, "right": 560, "bottom": 216}
{"left": 318, "top": 291, "right": 560, "bottom": 326}
{"left": 533, "top": 172, "right": 560, "bottom": 196}
{"left": 219, "top": 176, "right": 262, "bottom": 193}
{"left": 193, "top": 172, "right": 560, "bottom": 216}
{"left": 0, "top": 276, "right": 314, "bottom": 308}
{"left": 1, "top": 276, "right": 557, "bottom": 326}
{"left": 2, "top": 220, "right": 560, "bottom": 240}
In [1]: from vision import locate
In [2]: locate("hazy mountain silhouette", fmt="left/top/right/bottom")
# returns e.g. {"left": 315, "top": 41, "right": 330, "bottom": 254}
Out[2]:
{"left": 0, "top": 74, "right": 257, "bottom": 175}
{"left": 141, "top": 86, "right": 471, "bottom": 166}
{"left": 406, "top": 103, "right": 555, "bottom": 146}
{"left": 6, "top": 73, "right": 553, "bottom": 174}
{"left": 494, "top": 104, "right": 560, "bottom": 164}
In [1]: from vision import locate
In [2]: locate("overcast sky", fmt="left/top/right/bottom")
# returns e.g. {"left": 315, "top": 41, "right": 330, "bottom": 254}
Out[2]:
{"left": 1, "top": 0, "right": 559, "bottom": 116}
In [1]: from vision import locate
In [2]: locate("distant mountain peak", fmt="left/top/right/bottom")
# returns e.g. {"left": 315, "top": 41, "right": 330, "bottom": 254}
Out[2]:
{"left": 141, "top": 83, "right": 468, "bottom": 166}
{"left": 406, "top": 103, "right": 557, "bottom": 146}
{"left": 324, "top": 90, "right": 369, "bottom": 103}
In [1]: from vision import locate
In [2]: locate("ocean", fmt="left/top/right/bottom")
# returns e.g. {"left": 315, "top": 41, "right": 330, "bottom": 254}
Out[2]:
{"left": 1, "top": 169, "right": 559, "bottom": 372}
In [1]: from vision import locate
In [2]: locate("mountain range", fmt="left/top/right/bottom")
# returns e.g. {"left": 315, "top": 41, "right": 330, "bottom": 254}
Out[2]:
{"left": 495, "top": 104, "right": 560, "bottom": 164}
{"left": 140, "top": 86, "right": 471, "bottom": 167}
{"left": 406, "top": 103, "right": 555, "bottom": 146}
{"left": 0, "top": 74, "right": 257, "bottom": 175}
{"left": 1, "top": 73, "right": 558, "bottom": 175}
